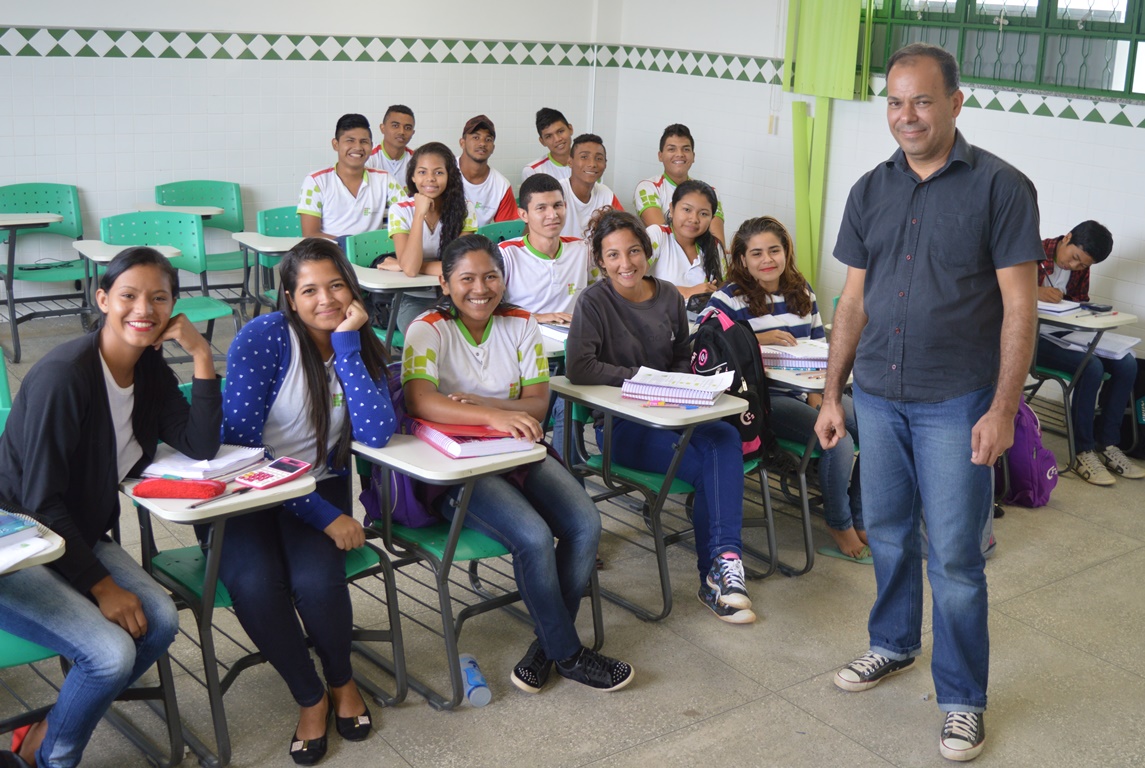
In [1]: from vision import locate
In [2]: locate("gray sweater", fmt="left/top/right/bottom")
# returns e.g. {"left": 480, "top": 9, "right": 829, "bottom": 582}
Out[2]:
{"left": 566, "top": 277, "right": 691, "bottom": 386}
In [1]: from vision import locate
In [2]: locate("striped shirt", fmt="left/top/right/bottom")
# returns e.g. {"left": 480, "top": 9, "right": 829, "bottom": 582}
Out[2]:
{"left": 699, "top": 282, "right": 824, "bottom": 340}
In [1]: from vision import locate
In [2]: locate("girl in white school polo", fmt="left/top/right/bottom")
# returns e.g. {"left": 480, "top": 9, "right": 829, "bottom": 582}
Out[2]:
{"left": 646, "top": 179, "right": 727, "bottom": 303}
{"left": 401, "top": 233, "right": 634, "bottom": 695}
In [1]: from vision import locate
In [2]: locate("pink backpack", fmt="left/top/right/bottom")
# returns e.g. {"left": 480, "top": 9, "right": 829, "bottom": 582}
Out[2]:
{"left": 995, "top": 400, "right": 1058, "bottom": 507}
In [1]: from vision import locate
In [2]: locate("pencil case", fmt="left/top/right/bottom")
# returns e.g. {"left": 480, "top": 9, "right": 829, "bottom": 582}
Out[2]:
{"left": 133, "top": 478, "right": 227, "bottom": 499}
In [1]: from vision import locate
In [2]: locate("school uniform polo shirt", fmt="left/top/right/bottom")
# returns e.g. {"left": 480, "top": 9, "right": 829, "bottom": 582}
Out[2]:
{"left": 558, "top": 178, "right": 623, "bottom": 240}
{"left": 647, "top": 225, "right": 726, "bottom": 287}
{"left": 387, "top": 197, "right": 478, "bottom": 299}
{"left": 633, "top": 175, "right": 725, "bottom": 222}
{"left": 461, "top": 167, "right": 517, "bottom": 227}
{"left": 402, "top": 309, "right": 549, "bottom": 401}
{"left": 500, "top": 235, "right": 596, "bottom": 316}
{"left": 297, "top": 166, "right": 393, "bottom": 237}
{"left": 366, "top": 145, "right": 413, "bottom": 205}
{"left": 833, "top": 131, "right": 1044, "bottom": 402}
{"left": 522, "top": 154, "right": 572, "bottom": 183}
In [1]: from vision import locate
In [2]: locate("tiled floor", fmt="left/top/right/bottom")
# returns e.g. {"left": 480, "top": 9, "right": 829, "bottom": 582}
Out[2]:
{"left": 3, "top": 317, "right": 1145, "bottom": 767}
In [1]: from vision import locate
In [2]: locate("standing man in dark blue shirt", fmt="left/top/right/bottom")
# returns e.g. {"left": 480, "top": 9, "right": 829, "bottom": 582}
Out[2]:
{"left": 814, "top": 43, "right": 1041, "bottom": 762}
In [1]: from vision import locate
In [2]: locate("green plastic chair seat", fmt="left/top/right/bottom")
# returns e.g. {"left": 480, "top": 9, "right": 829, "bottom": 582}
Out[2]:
{"left": 777, "top": 436, "right": 822, "bottom": 460}
{"left": 204, "top": 250, "right": 247, "bottom": 273}
{"left": 0, "top": 260, "right": 88, "bottom": 283}
{"left": 373, "top": 327, "right": 404, "bottom": 349}
{"left": 151, "top": 544, "right": 381, "bottom": 608}
{"left": 1034, "top": 365, "right": 1109, "bottom": 385}
{"left": 476, "top": 221, "right": 523, "bottom": 244}
{"left": 371, "top": 521, "right": 509, "bottom": 561}
{"left": 0, "top": 629, "right": 58, "bottom": 667}
{"left": 174, "top": 295, "right": 236, "bottom": 324}
{"left": 258, "top": 253, "right": 283, "bottom": 269}
{"left": 584, "top": 454, "right": 695, "bottom": 495}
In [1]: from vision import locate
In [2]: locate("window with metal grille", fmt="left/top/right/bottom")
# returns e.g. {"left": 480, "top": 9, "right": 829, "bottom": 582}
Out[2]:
{"left": 862, "top": 0, "right": 1145, "bottom": 98}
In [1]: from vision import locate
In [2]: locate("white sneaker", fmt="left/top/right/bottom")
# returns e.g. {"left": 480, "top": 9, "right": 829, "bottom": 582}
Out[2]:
{"left": 1075, "top": 450, "right": 1116, "bottom": 486}
{"left": 1098, "top": 445, "right": 1145, "bottom": 479}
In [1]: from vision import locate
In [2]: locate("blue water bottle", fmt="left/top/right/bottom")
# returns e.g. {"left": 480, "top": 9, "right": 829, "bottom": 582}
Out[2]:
{"left": 458, "top": 653, "right": 491, "bottom": 707}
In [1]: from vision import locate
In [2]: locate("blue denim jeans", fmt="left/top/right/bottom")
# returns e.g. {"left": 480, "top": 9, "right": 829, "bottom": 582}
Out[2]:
{"left": 770, "top": 393, "right": 863, "bottom": 532}
{"left": 852, "top": 383, "right": 994, "bottom": 713}
{"left": 217, "top": 476, "right": 354, "bottom": 708}
{"left": 439, "top": 455, "right": 601, "bottom": 661}
{"left": 1036, "top": 338, "right": 1138, "bottom": 452}
{"left": 0, "top": 541, "right": 179, "bottom": 768}
{"left": 599, "top": 418, "right": 744, "bottom": 578}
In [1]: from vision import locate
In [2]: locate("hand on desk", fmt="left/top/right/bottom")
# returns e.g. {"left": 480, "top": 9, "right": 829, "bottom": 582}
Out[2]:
{"left": 1038, "top": 286, "right": 1063, "bottom": 303}
{"left": 535, "top": 312, "right": 572, "bottom": 325}
{"left": 91, "top": 576, "right": 148, "bottom": 639}
{"left": 814, "top": 400, "right": 848, "bottom": 451}
{"left": 324, "top": 514, "right": 366, "bottom": 551}
{"left": 757, "top": 329, "right": 797, "bottom": 347}
{"left": 483, "top": 408, "right": 544, "bottom": 442}
{"left": 376, "top": 257, "right": 402, "bottom": 272}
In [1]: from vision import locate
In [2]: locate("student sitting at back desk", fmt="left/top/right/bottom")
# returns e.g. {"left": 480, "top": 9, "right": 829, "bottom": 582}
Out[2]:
{"left": 646, "top": 180, "right": 726, "bottom": 303}
{"left": 522, "top": 107, "right": 574, "bottom": 183}
{"left": 366, "top": 104, "right": 416, "bottom": 204}
{"left": 1036, "top": 220, "right": 1143, "bottom": 485}
{"left": 633, "top": 123, "right": 726, "bottom": 247}
{"left": 558, "top": 133, "right": 623, "bottom": 241}
{"left": 457, "top": 114, "right": 518, "bottom": 228}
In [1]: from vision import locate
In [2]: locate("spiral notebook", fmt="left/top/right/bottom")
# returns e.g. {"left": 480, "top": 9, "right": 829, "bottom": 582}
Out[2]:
{"left": 620, "top": 366, "right": 734, "bottom": 406}
{"left": 0, "top": 509, "right": 58, "bottom": 573}
{"left": 143, "top": 443, "right": 266, "bottom": 480}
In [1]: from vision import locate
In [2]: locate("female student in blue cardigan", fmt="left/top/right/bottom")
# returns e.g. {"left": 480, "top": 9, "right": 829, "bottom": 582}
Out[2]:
{"left": 401, "top": 234, "right": 634, "bottom": 694}
{"left": 0, "top": 247, "right": 221, "bottom": 768}
{"left": 219, "top": 238, "right": 396, "bottom": 765}
{"left": 701, "top": 216, "right": 866, "bottom": 561}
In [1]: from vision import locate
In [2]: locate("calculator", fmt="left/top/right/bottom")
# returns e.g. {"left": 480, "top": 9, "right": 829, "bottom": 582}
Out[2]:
{"left": 235, "top": 456, "right": 312, "bottom": 490}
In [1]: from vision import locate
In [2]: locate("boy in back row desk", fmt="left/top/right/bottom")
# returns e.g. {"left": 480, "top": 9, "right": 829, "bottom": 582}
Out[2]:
{"left": 457, "top": 114, "right": 519, "bottom": 228}
{"left": 558, "top": 133, "right": 624, "bottom": 240}
{"left": 297, "top": 113, "right": 404, "bottom": 245}
{"left": 366, "top": 104, "right": 416, "bottom": 196}
{"left": 522, "top": 107, "right": 575, "bottom": 183}
{"left": 634, "top": 123, "right": 726, "bottom": 248}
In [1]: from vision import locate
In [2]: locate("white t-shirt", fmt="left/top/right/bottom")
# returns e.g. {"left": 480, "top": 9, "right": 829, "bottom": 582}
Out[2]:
{"left": 461, "top": 167, "right": 517, "bottom": 228}
{"left": 261, "top": 326, "right": 345, "bottom": 480}
{"left": 100, "top": 355, "right": 142, "bottom": 482}
{"left": 633, "top": 174, "right": 726, "bottom": 222}
{"left": 1047, "top": 264, "right": 1071, "bottom": 292}
{"left": 647, "top": 224, "right": 727, "bottom": 287}
{"left": 366, "top": 144, "right": 413, "bottom": 203}
{"left": 297, "top": 166, "right": 396, "bottom": 238}
{"left": 500, "top": 235, "right": 597, "bottom": 315}
{"left": 522, "top": 154, "right": 571, "bottom": 183}
{"left": 557, "top": 178, "right": 623, "bottom": 240}
{"left": 401, "top": 308, "right": 549, "bottom": 401}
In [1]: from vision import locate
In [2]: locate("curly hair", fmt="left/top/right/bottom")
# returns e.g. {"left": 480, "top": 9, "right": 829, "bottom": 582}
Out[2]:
{"left": 406, "top": 142, "right": 468, "bottom": 251}
{"left": 586, "top": 207, "right": 652, "bottom": 271}
{"left": 725, "top": 216, "right": 812, "bottom": 319}
{"left": 669, "top": 180, "right": 723, "bottom": 283}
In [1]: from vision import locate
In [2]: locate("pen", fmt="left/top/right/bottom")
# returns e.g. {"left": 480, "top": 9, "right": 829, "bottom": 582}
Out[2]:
{"left": 188, "top": 486, "right": 253, "bottom": 509}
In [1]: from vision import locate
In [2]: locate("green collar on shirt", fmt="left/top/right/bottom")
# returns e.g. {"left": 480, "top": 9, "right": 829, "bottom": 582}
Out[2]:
{"left": 453, "top": 315, "right": 494, "bottom": 347}
{"left": 524, "top": 234, "right": 562, "bottom": 261}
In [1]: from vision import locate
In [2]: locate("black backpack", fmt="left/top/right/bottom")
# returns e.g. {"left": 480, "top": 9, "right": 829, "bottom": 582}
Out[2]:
{"left": 690, "top": 309, "right": 779, "bottom": 464}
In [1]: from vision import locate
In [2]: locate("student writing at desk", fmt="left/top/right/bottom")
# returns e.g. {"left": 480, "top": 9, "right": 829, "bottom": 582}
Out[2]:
{"left": 1036, "top": 220, "right": 1143, "bottom": 485}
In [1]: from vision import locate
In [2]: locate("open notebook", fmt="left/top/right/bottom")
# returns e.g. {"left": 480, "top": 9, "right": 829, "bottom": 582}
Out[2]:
{"left": 143, "top": 443, "right": 266, "bottom": 480}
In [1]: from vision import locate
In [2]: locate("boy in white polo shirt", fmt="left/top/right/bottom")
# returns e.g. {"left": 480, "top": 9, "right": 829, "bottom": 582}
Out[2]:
{"left": 297, "top": 113, "right": 397, "bottom": 243}
{"left": 366, "top": 104, "right": 416, "bottom": 206}
{"left": 558, "top": 133, "right": 623, "bottom": 241}
{"left": 522, "top": 108, "right": 574, "bottom": 183}
{"left": 458, "top": 114, "right": 518, "bottom": 228}
{"left": 633, "top": 123, "right": 726, "bottom": 246}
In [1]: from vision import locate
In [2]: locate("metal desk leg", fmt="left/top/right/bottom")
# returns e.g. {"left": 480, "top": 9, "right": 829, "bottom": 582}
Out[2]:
{"left": 3, "top": 231, "right": 22, "bottom": 364}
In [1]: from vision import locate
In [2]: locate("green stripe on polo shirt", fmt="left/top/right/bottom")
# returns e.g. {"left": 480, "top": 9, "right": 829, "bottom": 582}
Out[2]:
{"left": 524, "top": 235, "right": 562, "bottom": 261}
{"left": 453, "top": 316, "right": 494, "bottom": 347}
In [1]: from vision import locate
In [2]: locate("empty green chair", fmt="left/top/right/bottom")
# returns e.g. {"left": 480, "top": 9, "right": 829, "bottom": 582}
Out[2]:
{"left": 154, "top": 181, "right": 249, "bottom": 306}
{"left": 345, "top": 230, "right": 404, "bottom": 350}
{"left": 0, "top": 183, "right": 91, "bottom": 363}
{"left": 251, "top": 205, "right": 304, "bottom": 311}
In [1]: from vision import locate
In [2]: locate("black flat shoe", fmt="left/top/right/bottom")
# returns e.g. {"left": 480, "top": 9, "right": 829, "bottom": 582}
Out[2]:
{"left": 335, "top": 703, "right": 373, "bottom": 742}
{"left": 290, "top": 698, "right": 331, "bottom": 766}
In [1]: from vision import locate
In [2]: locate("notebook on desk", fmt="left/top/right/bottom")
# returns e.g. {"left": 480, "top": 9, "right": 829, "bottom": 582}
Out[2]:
{"left": 143, "top": 443, "right": 266, "bottom": 480}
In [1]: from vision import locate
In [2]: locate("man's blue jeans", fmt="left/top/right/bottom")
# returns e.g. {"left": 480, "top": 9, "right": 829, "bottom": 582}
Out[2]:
{"left": 1036, "top": 338, "right": 1138, "bottom": 453}
{"left": 0, "top": 541, "right": 179, "bottom": 768}
{"left": 852, "top": 383, "right": 994, "bottom": 713}
{"left": 770, "top": 393, "right": 864, "bottom": 532}
{"left": 440, "top": 455, "right": 601, "bottom": 661}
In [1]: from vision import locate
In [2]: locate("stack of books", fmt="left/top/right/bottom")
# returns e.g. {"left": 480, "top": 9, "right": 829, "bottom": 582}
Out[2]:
{"left": 143, "top": 443, "right": 266, "bottom": 480}
{"left": 411, "top": 419, "right": 537, "bottom": 459}
{"left": 1043, "top": 330, "right": 1140, "bottom": 360}
{"left": 620, "top": 366, "right": 734, "bottom": 407}
{"left": 760, "top": 339, "right": 830, "bottom": 370}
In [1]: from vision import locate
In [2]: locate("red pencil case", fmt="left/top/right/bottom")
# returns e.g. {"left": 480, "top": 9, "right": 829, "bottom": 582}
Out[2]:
{"left": 133, "top": 478, "right": 227, "bottom": 499}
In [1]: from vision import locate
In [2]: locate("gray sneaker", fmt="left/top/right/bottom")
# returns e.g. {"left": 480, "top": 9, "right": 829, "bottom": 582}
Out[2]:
{"left": 1098, "top": 445, "right": 1145, "bottom": 479}
{"left": 1076, "top": 450, "right": 1116, "bottom": 486}
{"left": 940, "top": 711, "right": 986, "bottom": 761}
{"left": 834, "top": 651, "right": 915, "bottom": 692}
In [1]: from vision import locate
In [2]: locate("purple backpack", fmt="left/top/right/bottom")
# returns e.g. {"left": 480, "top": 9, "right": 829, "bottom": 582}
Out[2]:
{"left": 995, "top": 399, "right": 1058, "bottom": 507}
{"left": 358, "top": 363, "right": 441, "bottom": 528}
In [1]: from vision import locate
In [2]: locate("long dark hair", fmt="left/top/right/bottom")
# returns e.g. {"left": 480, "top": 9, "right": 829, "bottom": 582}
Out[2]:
{"left": 670, "top": 180, "right": 723, "bottom": 283}
{"left": 278, "top": 238, "right": 388, "bottom": 470}
{"left": 430, "top": 234, "right": 516, "bottom": 319}
{"left": 587, "top": 207, "right": 652, "bottom": 271}
{"left": 406, "top": 142, "right": 468, "bottom": 253}
{"left": 726, "top": 216, "right": 813, "bottom": 318}
{"left": 93, "top": 246, "right": 180, "bottom": 332}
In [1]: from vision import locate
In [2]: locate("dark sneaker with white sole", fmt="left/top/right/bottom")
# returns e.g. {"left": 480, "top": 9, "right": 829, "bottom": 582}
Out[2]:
{"left": 698, "top": 582, "right": 756, "bottom": 624}
{"left": 555, "top": 648, "right": 634, "bottom": 691}
{"left": 834, "top": 651, "right": 915, "bottom": 692}
{"left": 705, "top": 555, "right": 751, "bottom": 610}
{"left": 940, "top": 711, "right": 985, "bottom": 762}
{"left": 511, "top": 639, "right": 553, "bottom": 694}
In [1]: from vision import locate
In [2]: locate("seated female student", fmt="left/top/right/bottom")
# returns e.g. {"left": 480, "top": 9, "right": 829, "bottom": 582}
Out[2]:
{"left": 219, "top": 238, "right": 396, "bottom": 765}
{"left": 565, "top": 209, "right": 756, "bottom": 624}
{"left": 401, "top": 233, "right": 634, "bottom": 694}
{"left": 378, "top": 141, "right": 478, "bottom": 333}
{"left": 701, "top": 216, "right": 866, "bottom": 561}
{"left": 0, "top": 247, "right": 220, "bottom": 768}
{"left": 646, "top": 180, "right": 726, "bottom": 302}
